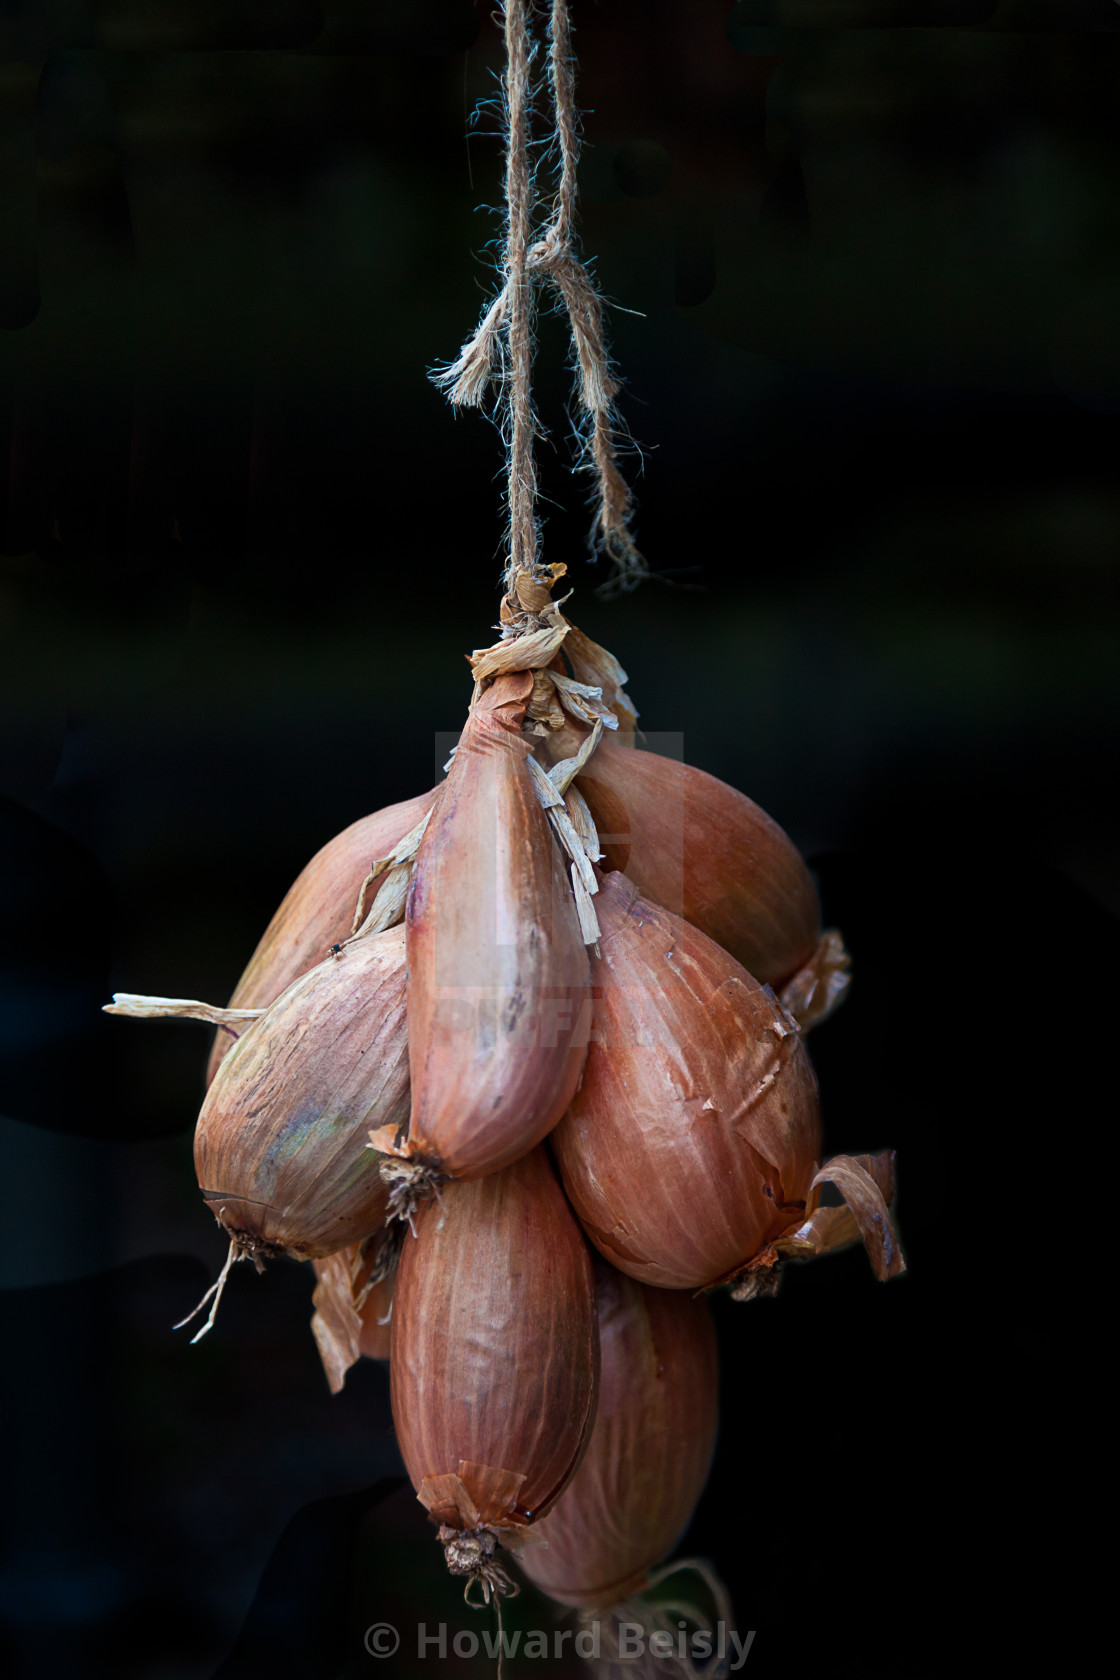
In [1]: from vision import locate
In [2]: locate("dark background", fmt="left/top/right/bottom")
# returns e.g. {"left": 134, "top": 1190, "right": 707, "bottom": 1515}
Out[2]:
{"left": 0, "top": 2, "right": 1111, "bottom": 1677}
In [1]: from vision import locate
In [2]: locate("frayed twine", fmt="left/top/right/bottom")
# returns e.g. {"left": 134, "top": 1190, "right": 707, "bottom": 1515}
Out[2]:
{"left": 432, "top": 0, "right": 646, "bottom": 595}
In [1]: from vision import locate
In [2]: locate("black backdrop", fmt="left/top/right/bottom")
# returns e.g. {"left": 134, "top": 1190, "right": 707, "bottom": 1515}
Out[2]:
{"left": 0, "top": 3, "right": 1112, "bottom": 1678}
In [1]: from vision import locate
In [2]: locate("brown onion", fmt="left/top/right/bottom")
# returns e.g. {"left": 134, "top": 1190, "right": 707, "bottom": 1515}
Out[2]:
{"left": 310, "top": 1241, "right": 394, "bottom": 1393}
{"left": 206, "top": 788, "right": 436, "bottom": 1084}
{"left": 396, "top": 672, "right": 590, "bottom": 1182}
{"left": 390, "top": 1146, "right": 599, "bottom": 1596}
{"left": 576, "top": 736, "right": 819, "bottom": 988}
{"left": 551, "top": 873, "right": 822, "bottom": 1291}
{"left": 194, "top": 925, "right": 408, "bottom": 1260}
{"left": 520, "top": 1266, "right": 718, "bottom": 1610}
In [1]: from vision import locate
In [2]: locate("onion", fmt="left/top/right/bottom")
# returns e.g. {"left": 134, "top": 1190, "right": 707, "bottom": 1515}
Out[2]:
{"left": 194, "top": 924, "right": 408, "bottom": 1261}
{"left": 576, "top": 735, "right": 819, "bottom": 988}
{"left": 206, "top": 788, "right": 436, "bottom": 1084}
{"left": 390, "top": 1145, "right": 599, "bottom": 1599}
{"left": 520, "top": 1266, "right": 718, "bottom": 1610}
{"left": 550, "top": 873, "right": 822, "bottom": 1291}
{"left": 310, "top": 1240, "right": 393, "bottom": 1393}
{"left": 388, "top": 672, "right": 590, "bottom": 1190}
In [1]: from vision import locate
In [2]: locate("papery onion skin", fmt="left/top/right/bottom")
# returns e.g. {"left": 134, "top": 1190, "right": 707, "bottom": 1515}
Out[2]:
{"left": 521, "top": 1266, "right": 718, "bottom": 1610}
{"left": 551, "top": 873, "right": 822, "bottom": 1291}
{"left": 404, "top": 672, "right": 590, "bottom": 1180}
{"left": 561, "top": 622, "right": 639, "bottom": 746}
{"left": 310, "top": 1247, "right": 393, "bottom": 1393}
{"left": 206, "top": 789, "right": 437, "bottom": 1085}
{"left": 390, "top": 1146, "right": 599, "bottom": 1534}
{"left": 576, "top": 736, "right": 819, "bottom": 988}
{"left": 194, "top": 925, "right": 407, "bottom": 1260}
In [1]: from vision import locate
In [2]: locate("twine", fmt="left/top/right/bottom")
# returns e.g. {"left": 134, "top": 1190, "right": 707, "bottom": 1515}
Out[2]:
{"left": 504, "top": 0, "right": 539, "bottom": 584}
{"left": 434, "top": 0, "right": 646, "bottom": 595}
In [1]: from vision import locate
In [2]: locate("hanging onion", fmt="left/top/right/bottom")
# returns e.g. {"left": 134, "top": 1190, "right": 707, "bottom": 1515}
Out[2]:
{"left": 383, "top": 672, "right": 590, "bottom": 1194}
{"left": 194, "top": 924, "right": 408, "bottom": 1261}
{"left": 551, "top": 873, "right": 823, "bottom": 1291}
{"left": 206, "top": 788, "right": 436, "bottom": 1084}
{"left": 552, "top": 873, "right": 902, "bottom": 1295}
{"left": 390, "top": 1145, "right": 599, "bottom": 1599}
{"left": 520, "top": 1265, "right": 718, "bottom": 1610}
{"left": 575, "top": 736, "right": 819, "bottom": 988}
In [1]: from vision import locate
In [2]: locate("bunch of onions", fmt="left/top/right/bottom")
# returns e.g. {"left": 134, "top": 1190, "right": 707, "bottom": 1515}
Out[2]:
{"left": 97, "top": 0, "right": 909, "bottom": 1616}
{"left": 102, "top": 586, "right": 902, "bottom": 1602}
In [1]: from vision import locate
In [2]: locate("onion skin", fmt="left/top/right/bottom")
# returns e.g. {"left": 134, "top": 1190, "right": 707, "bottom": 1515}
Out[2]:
{"left": 390, "top": 1146, "right": 599, "bottom": 1536}
{"left": 403, "top": 672, "right": 590, "bottom": 1179}
{"left": 576, "top": 736, "right": 819, "bottom": 988}
{"left": 551, "top": 873, "right": 822, "bottom": 1291}
{"left": 561, "top": 622, "right": 639, "bottom": 746}
{"left": 521, "top": 1267, "right": 719, "bottom": 1610}
{"left": 310, "top": 1247, "right": 393, "bottom": 1392}
{"left": 194, "top": 925, "right": 408, "bottom": 1260}
{"left": 206, "top": 789, "right": 436, "bottom": 1085}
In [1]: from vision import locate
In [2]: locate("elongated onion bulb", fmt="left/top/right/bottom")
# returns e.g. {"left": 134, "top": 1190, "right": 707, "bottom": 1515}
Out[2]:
{"left": 401, "top": 672, "right": 590, "bottom": 1180}
{"left": 390, "top": 1147, "right": 599, "bottom": 1591}
{"left": 521, "top": 1266, "right": 718, "bottom": 1609}
{"left": 551, "top": 873, "right": 821, "bottom": 1290}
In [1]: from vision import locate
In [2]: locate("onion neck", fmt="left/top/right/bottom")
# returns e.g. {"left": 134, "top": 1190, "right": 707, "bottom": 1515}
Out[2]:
{"left": 377, "top": 1153, "right": 446, "bottom": 1233}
